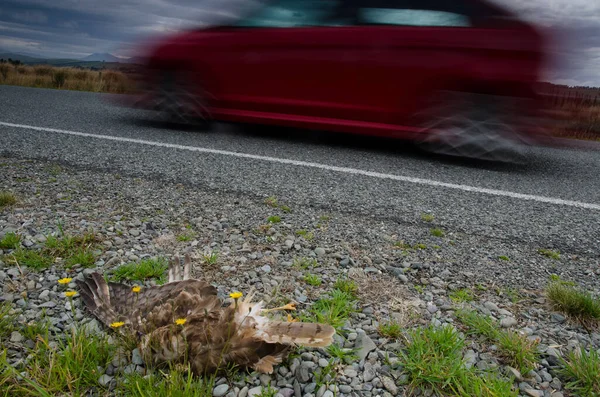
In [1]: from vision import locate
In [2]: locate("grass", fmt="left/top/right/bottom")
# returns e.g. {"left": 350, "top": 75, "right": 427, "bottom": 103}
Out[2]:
{"left": 302, "top": 288, "right": 358, "bottom": 330}
{"left": 545, "top": 276, "right": 600, "bottom": 324}
{"left": 0, "top": 63, "right": 133, "bottom": 94}
{"left": 303, "top": 273, "right": 322, "bottom": 287}
{"left": 378, "top": 320, "right": 403, "bottom": 339}
{"left": 295, "top": 229, "right": 315, "bottom": 240}
{"left": 498, "top": 255, "right": 510, "bottom": 262}
{"left": 0, "top": 232, "right": 21, "bottom": 249}
{"left": 455, "top": 309, "right": 539, "bottom": 373}
{"left": 398, "top": 324, "right": 517, "bottom": 397}
{"left": 176, "top": 231, "right": 196, "bottom": 242}
{"left": 0, "top": 302, "right": 16, "bottom": 341}
{"left": 118, "top": 366, "right": 215, "bottom": 397}
{"left": 64, "top": 247, "right": 96, "bottom": 268}
{"left": 326, "top": 343, "right": 359, "bottom": 363}
{"left": 0, "top": 191, "right": 17, "bottom": 208}
{"left": 293, "top": 257, "right": 318, "bottom": 270}
{"left": 202, "top": 251, "right": 219, "bottom": 266}
{"left": 449, "top": 288, "right": 475, "bottom": 303}
{"left": 421, "top": 213, "right": 435, "bottom": 222}
{"left": 267, "top": 215, "right": 281, "bottom": 224}
{"left": 538, "top": 248, "right": 561, "bottom": 260}
{"left": 558, "top": 346, "right": 600, "bottom": 397}
{"left": 1, "top": 327, "right": 116, "bottom": 396}
{"left": 5, "top": 248, "right": 54, "bottom": 270}
{"left": 110, "top": 257, "right": 168, "bottom": 284}
{"left": 430, "top": 228, "right": 445, "bottom": 237}
{"left": 255, "top": 385, "right": 278, "bottom": 397}
{"left": 333, "top": 277, "right": 358, "bottom": 296}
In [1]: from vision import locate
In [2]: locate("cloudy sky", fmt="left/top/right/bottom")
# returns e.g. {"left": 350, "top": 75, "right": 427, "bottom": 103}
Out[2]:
{"left": 0, "top": 0, "right": 598, "bottom": 86}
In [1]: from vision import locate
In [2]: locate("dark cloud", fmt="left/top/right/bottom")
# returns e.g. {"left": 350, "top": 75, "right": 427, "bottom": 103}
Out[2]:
{"left": 0, "top": 0, "right": 598, "bottom": 85}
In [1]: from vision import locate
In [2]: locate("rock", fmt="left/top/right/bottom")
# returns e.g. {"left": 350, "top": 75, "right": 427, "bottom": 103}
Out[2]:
{"left": 381, "top": 376, "right": 398, "bottom": 395}
{"left": 500, "top": 317, "right": 518, "bottom": 328}
{"left": 239, "top": 386, "right": 249, "bottom": 397}
{"left": 363, "top": 362, "right": 376, "bottom": 382}
{"left": 483, "top": 301, "right": 499, "bottom": 312}
{"left": 314, "top": 247, "right": 326, "bottom": 257}
{"left": 131, "top": 348, "right": 144, "bottom": 365}
{"left": 10, "top": 331, "right": 23, "bottom": 343}
{"left": 296, "top": 362, "right": 312, "bottom": 383}
{"left": 355, "top": 331, "right": 377, "bottom": 362}
{"left": 261, "top": 265, "right": 272, "bottom": 273}
{"left": 98, "top": 374, "right": 113, "bottom": 387}
{"left": 524, "top": 389, "right": 543, "bottom": 397}
{"left": 213, "top": 384, "right": 229, "bottom": 397}
{"left": 248, "top": 386, "right": 264, "bottom": 397}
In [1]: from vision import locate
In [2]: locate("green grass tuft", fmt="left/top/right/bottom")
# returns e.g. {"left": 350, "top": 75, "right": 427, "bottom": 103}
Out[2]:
{"left": 293, "top": 257, "right": 318, "bottom": 270}
{"left": 378, "top": 320, "right": 403, "bottom": 339}
{"left": 202, "top": 251, "right": 218, "bottom": 266}
{"left": 64, "top": 247, "right": 96, "bottom": 268}
{"left": 0, "top": 191, "right": 17, "bottom": 208}
{"left": 430, "top": 228, "right": 445, "bottom": 237}
{"left": 398, "top": 325, "right": 517, "bottom": 397}
{"left": 5, "top": 248, "right": 54, "bottom": 270}
{"left": 546, "top": 277, "right": 600, "bottom": 323}
{"left": 333, "top": 277, "right": 358, "bottom": 297}
{"left": 326, "top": 343, "right": 359, "bottom": 363}
{"left": 0, "top": 232, "right": 21, "bottom": 249}
{"left": 303, "top": 273, "right": 322, "bottom": 287}
{"left": 421, "top": 213, "right": 435, "bottom": 222}
{"left": 302, "top": 289, "right": 357, "bottom": 330}
{"left": 498, "top": 255, "right": 510, "bottom": 262}
{"left": 118, "top": 365, "right": 215, "bottom": 397}
{"left": 111, "top": 257, "right": 168, "bottom": 284}
{"left": 558, "top": 346, "right": 600, "bottom": 397}
{"left": 267, "top": 215, "right": 281, "bottom": 224}
{"left": 455, "top": 309, "right": 538, "bottom": 373}
{"left": 449, "top": 288, "right": 474, "bottom": 303}
{"left": 538, "top": 248, "right": 560, "bottom": 260}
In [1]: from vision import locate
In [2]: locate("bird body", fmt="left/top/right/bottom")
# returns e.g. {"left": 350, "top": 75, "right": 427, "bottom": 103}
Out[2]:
{"left": 76, "top": 255, "right": 335, "bottom": 375}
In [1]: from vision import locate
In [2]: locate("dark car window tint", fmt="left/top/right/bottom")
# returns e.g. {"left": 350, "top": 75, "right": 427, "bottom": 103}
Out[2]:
{"left": 359, "top": 8, "right": 471, "bottom": 27}
{"left": 233, "top": 0, "right": 347, "bottom": 28}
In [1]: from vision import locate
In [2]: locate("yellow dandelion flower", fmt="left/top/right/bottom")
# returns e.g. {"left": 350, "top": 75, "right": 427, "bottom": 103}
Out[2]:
{"left": 110, "top": 322, "right": 125, "bottom": 328}
{"left": 281, "top": 303, "right": 296, "bottom": 311}
{"left": 229, "top": 291, "right": 243, "bottom": 299}
{"left": 132, "top": 286, "right": 141, "bottom": 293}
{"left": 64, "top": 291, "right": 77, "bottom": 298}
{"left": 58, "top": 277, "right": 72, "bottom": 285}
{"left": 175, "top": 318, "right": 187, "bottom": 326}
{"left": 287, "top": 314, "right": 299, "bottom": 323}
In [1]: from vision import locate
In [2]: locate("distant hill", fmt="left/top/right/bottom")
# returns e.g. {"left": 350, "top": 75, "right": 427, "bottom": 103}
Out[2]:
{"left": 81, "top": 52, "right": 120, "bottom": 62}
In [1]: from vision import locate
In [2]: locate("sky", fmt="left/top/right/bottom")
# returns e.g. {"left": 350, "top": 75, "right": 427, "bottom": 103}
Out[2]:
{"left": 0, "top": 0, "right": 599, "bottom": 86}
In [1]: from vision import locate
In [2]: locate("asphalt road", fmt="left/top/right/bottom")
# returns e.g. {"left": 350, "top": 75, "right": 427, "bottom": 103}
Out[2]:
{"left": 1, "top": 85, "right": 599, "bottom": 257}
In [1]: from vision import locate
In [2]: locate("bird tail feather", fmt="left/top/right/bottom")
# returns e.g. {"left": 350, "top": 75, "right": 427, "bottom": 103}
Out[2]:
{"left": 257, "top": 321, "right": 335, "bottom": 347}
{"left": 75, "top": 272, "right": 120, "bottom": 327}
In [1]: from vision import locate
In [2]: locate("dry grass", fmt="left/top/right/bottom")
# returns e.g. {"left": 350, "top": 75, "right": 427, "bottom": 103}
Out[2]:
{"left": 0, "top": 63, "right": 133, "bottom": 94}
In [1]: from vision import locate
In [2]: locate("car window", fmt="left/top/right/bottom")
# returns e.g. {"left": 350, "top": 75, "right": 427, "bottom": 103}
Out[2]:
{"left": 233, "top": 0, "right": 347, "bottom": 28}
{"left": 358, "top": 8, "right": 471, "bottom": 27}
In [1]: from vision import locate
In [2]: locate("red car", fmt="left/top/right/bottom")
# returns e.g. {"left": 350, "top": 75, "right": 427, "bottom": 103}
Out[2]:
{"left": 125, "top": 0, "right": 553, "bottom": 162}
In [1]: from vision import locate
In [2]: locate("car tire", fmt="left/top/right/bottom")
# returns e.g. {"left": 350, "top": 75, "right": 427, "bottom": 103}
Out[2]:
{"left": 417, "top": 92, "right": 530, "bottom": 164}
{"left": 154, "top": 70, "right": 212, "bottom": 130}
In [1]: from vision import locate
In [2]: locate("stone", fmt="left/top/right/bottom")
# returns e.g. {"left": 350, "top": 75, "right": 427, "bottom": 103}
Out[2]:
{"left": 98, "top": 374, "right": 113, "bottom": 387}
{"left": 500, "top": 317, "right": 518, "bottom": 328}
{"left": 314, "top": 247, "right": 326, "bottom": 257}
{"left": 248, "top": 386, "right": 264, "bottom": 397}
{"left": 381, "top": 376, "right": 398, "bottom": 395}
{"left": 363, "top": 362, "right": 377, "bottom": 382}
{"left": 355, "top": 331, "right": 377, "bottom": 361}
{"left": 131, "top": 348, "right": 144, "bottom": 365}
{"left": 213, "top": 384, "right": 230, "bottom": 397}
{"left": 10, "top": 331, "right": 23, "bottom": 343}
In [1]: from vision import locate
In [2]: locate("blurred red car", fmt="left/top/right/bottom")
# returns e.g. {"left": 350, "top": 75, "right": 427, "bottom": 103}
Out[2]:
{"left": 126, "top": 0, "right": 553, "bottom": 162}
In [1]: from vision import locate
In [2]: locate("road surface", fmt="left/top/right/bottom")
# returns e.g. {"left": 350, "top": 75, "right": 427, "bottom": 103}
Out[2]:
{"left": 1, "top": 85, "right": 599, "bottom": 257}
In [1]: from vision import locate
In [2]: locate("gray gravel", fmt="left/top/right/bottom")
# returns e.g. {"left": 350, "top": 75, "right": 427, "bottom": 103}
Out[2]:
{"left": 1, "top": 157, "right": 599, "bottom": 396}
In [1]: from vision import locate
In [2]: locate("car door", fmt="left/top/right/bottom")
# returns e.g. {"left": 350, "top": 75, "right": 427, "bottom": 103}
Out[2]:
{"left": 338, "top": 0, "right": 482, "bottom": 127}
{"left": 198, "top": 0, "right": 364, "bottom": 120}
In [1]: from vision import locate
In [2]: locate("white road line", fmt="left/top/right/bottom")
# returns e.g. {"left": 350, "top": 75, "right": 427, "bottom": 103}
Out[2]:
{"left": 2, "top": 120, "right": 599, "bottom": 211}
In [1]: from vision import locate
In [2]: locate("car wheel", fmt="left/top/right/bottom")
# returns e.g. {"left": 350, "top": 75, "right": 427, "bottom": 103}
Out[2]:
{"left": 154, "top": 70, "right": 212, "bottom": 129}
{"left": 417, "top": 93, "right": 530, "bottom": 164}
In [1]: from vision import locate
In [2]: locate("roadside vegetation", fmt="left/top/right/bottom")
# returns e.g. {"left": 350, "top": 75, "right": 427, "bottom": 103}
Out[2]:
{"left": 0, "top": 62, "right": 133, "bottom": 93}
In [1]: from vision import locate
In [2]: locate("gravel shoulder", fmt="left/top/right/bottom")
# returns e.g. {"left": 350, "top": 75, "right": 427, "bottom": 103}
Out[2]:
{"left": 1, "top": 156, "right": 599, "bottom": 397}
